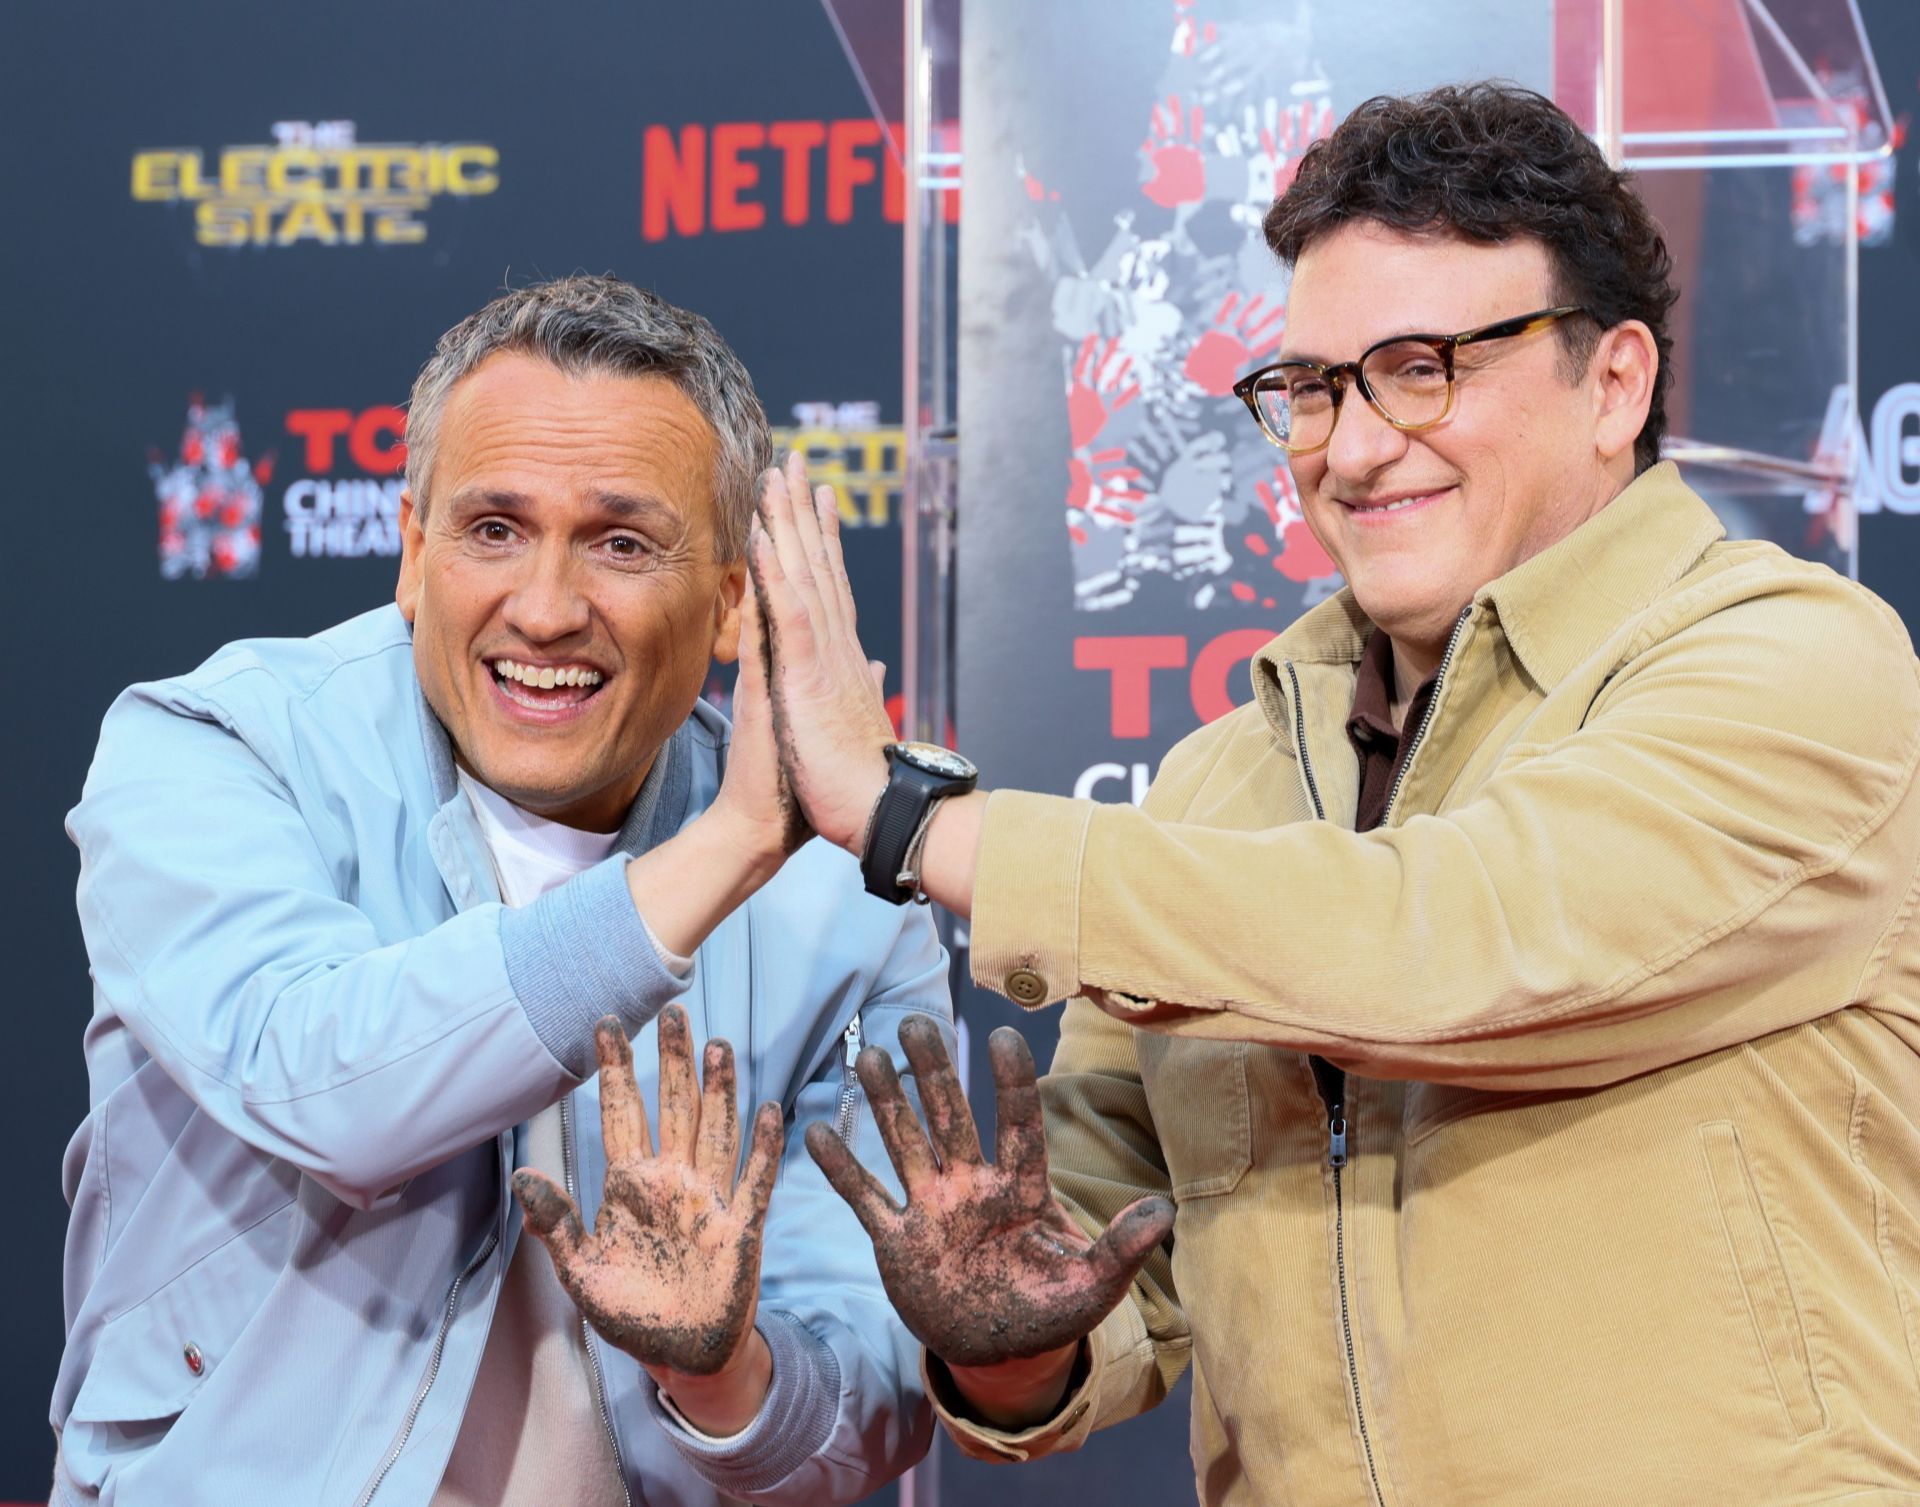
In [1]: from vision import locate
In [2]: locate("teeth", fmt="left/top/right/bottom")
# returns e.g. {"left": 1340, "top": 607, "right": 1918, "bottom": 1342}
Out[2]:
{"left": 491, "top": 659, "right": 603, "bottom": 689}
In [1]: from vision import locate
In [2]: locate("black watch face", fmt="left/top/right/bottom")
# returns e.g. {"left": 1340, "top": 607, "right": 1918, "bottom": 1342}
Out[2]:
{"left": 891, "top": 741, "right": 977, "bottom": 781}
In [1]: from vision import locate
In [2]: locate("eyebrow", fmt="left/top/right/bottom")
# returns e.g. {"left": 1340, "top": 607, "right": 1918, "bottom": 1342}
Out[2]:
{"left": 1277, "top": 329, "right": 1432, "bottom": 367}
{"left": 1280, "top": 313, "right": 1537, "bottom": 366}
{"left": 444, "top": 486, "right": 685, "bottom": 536}
{"left": 589, "top": 490, "right": 682, "bottom": 531}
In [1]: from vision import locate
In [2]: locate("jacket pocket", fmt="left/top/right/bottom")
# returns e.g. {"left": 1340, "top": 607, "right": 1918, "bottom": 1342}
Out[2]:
{"left": 63, "top": 1198, "right": 296, "bottom": 1487}
{"left": 1140, "top": 1038, "right": 1252, "bottom": 1200}
{"left": 1698, "top": 1121, "right": 1827, "bottom": 1439}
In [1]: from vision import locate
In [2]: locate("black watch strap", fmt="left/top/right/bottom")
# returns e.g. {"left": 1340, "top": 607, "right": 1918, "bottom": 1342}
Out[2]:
{"left": 861, "top": 762, "right": 947, "bottom": 903}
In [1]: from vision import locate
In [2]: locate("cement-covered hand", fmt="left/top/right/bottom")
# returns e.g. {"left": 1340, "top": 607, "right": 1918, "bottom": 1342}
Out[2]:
{"left": 514, "top": 1007, "right": 783, "bottom": 1393}
{"left": 803, "top": 1015, "right": 1174, "bottom": 1368}
{"left": 747, "top": 452, "right": 895, "bottom": 854}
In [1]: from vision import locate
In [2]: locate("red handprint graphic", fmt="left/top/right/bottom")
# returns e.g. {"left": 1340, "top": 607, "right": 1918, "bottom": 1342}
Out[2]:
{"left": 1267, "top": 98, "right": 1335, "bottom": 197}
{"left": 1067, "top": 449, "right": 1146, "bottom": 535}
{"left": 1066, "top": 335, "right": 1141, "bottom": 450}
{"left": 1183, "top": 292, "right": 1285, "bottom": 397}
{"left": 1255, "top": 466, "right": 1335, "bottom": 582}
{"left": 1064, "top": 336, "right": 1147, "bottom": 534}
{"left": 1142, "top": 93, "right": 1207, "bottom": 209}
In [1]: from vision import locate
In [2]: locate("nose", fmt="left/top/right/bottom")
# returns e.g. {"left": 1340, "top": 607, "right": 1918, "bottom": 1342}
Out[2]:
{"left": 1322, "top": 383, "right": 1410, "bottom": 486}
{"left": 502, "top": 538, "right": 591, "bottom": 645}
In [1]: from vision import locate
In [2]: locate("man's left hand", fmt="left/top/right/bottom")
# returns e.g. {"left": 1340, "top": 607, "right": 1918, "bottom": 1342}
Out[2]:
{"left": 514, "top": 1006, "right": 784, "bottom": 1432}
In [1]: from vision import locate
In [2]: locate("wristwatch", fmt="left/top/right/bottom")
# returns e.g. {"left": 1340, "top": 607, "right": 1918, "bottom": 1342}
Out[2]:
{"left": 860, "top": 741, "right": 979, "bottom": 904}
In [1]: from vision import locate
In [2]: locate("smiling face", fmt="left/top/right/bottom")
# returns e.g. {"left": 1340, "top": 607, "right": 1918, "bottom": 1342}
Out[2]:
{"left": 1282, "top": 222, "right": 1646, "bottom": 674}
{"left": 396, "top": 352, "right": 744, "bottom": 832}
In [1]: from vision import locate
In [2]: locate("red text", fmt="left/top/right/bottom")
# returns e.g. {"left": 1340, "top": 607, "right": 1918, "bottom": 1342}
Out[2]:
{"left": 1075, "top": 629, "right": 1276, "bottom": 738}
{"left": 286, "top": 407, "right": 408, "bottom": 474}
{"left": 641, "top": 118, "right": 958, "bottom": 240}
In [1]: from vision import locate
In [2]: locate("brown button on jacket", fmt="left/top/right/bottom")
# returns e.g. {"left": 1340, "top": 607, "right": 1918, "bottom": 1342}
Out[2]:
{"left": 943, "top": 465, "right": 1920, "bottom": 1504}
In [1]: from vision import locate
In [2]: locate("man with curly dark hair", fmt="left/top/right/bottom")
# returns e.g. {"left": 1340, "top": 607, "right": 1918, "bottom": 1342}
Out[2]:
{"left": 746, "top": 83, "right": 1920, "bottom": 1503}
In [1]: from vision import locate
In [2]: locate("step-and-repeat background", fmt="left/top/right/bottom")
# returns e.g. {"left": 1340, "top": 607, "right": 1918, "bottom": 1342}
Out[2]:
{"left": 5, "top": 0, "right": 1918, "bottom": 1500}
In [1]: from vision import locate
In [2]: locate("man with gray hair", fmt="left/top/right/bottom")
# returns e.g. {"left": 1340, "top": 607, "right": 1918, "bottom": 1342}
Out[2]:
{"left": 54, "top": 274, "right": 948, "bottom": 1505}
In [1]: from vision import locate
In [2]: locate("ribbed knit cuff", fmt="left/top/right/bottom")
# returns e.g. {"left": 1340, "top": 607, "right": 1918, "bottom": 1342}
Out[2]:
{"left": 646, "top": 1310, "right": 841, "bottom": 1494}
{"left": 498, "top": 854, "right": 690, "bottom": 1077}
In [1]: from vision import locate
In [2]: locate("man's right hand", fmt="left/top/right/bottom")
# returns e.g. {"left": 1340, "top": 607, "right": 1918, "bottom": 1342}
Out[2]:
{"left": 748, "top": 453, "right": 898, "bottom": 855}
{"left": 803, "top": 1017, "right": 1174, "bottom": 1423}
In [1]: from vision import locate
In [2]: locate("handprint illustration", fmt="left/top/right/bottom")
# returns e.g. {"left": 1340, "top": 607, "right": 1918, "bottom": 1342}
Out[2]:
{"left": 1182, "top": 292, "right": 1285, "bottom": 396}
{"left": 1023, "top": 0, "right": 1341, "bottom": 615}
{"left": 1255, "top": 465, "right": 1336, "bottom": 582}
{"left": 1142, "top": 94, "right": 1208, "bottom": 209}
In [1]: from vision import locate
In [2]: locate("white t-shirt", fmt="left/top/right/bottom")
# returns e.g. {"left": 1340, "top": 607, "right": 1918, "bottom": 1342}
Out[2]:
{"left": 434, "top": 770, "right": 641, "bottom": 1507}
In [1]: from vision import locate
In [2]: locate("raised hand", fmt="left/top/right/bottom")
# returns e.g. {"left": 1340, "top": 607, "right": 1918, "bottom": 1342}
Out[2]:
{"left": 803, "top": 1016, "right": 1174, "bottom": 1368}
{"left": 712, "top": 583, "right": 811, "bottom": 858}
{"left": 513, "top": 1007, "right": 784, "bottom": 1386}
{"left": 748, "top": 453, "right": 897, "bottom": 853}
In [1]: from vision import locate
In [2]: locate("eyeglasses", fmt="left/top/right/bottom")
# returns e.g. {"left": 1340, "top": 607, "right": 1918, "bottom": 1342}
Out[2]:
{"left": 1231, "top": 305, "right": 1593, "bottom": 455}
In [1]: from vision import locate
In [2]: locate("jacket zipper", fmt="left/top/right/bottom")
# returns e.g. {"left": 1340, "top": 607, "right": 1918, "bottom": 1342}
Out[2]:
{"left": 1380, "top": 606, "right": 1472, "bottom": 827}
{"left": 835, "top": 1013, "right": 863, "bottom": 1143}
{"left": 1311, "top": 1058, "right": 1382, "bottom": 1507}
{"left": 357, "top": 1222, "right": 501, "bottom": 1505}
{"left": 562, "top": 1095, "right": 635, "bottom": 1507}
{"left": 1286, "top": 659, "right": 1385, "bottom": 1507}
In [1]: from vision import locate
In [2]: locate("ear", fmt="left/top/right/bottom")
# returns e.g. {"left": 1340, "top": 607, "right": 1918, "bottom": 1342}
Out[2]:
{"left": 1589, "top": 319, "right": 1658, "bottom": 467}
{"left": 395, "top": 491, "right": 426, "bottom": 623}
{"left": 709, "top": 560, "right": 748, "bottom": 665}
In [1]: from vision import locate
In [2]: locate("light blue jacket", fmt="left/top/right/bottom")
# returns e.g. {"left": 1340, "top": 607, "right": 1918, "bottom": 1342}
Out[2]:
{"left": 56, "top": 604, "right": 948, "bottom": 1506}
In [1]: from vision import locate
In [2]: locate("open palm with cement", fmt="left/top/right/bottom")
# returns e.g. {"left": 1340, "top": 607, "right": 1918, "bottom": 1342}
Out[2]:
{"left": 804, "top": 1016, "right": 1174, "bottom": 1367}
{"left": 513, "top": 1005, "right": 783, "bottom": 1376}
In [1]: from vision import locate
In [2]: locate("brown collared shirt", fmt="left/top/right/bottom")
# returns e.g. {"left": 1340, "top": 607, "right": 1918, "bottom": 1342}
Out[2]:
{"left": 1346, "top": 626, "right": 1438, "bottom": 833}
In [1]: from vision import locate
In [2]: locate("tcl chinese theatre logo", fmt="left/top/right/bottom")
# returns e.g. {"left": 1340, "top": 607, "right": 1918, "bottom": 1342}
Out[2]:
{"left": 282, "top": 406, "right": 408, "bottom": 558}
{"left": 131, "top": 120, "right": 498, "bottom": 247}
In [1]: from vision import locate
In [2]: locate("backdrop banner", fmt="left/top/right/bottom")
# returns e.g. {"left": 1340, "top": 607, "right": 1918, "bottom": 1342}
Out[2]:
{"left": 951, "top": 0, "right": 1918, "bottom": 1500}
{"left": 4, "top": 0, "right": 1919, "bottom": 1501}
{"left": 4, "top": 2, "right": 907, "bottom": 1497}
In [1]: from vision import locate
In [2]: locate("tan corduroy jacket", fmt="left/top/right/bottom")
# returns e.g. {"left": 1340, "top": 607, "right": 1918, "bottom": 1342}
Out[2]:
{"left": 942, "top": 465, "right": 1920, "bottom": 1505}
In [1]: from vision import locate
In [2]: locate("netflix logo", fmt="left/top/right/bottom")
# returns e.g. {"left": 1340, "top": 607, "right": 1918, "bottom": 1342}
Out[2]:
{"left": 640, "top": 118, "right": 958, "bottom": 240}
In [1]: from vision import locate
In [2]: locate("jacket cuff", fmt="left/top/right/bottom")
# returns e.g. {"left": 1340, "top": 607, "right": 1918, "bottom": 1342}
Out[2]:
{"left": 644, "top": 1310, "right": 841, "bottom": 1494}
{"left": 927, "top": 1294, "right": 1151, "bottom": 1463}
{"left": 499, "top": 854, "right": 691, "bottom": 1077}
{"left": 969, "top": 790, "right": 1094, "bottom": 1010}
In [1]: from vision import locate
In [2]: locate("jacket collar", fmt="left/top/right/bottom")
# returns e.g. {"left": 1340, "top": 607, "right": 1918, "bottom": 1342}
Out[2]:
{"left": 1475, "top": 461, "right": 1724, "bottom": 690}
{"left": 1253, "top": 462, "right": 1725, "bottom": 716}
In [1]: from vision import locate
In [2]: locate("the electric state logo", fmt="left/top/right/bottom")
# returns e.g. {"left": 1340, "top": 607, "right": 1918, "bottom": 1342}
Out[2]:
{"left": 132, "top": 120, "right": 498, "bottom": 248}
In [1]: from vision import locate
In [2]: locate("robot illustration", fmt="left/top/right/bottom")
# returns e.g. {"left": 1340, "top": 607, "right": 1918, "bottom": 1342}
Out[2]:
{"left": 150, "top": 396, "right": 270, "bottom": 580}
